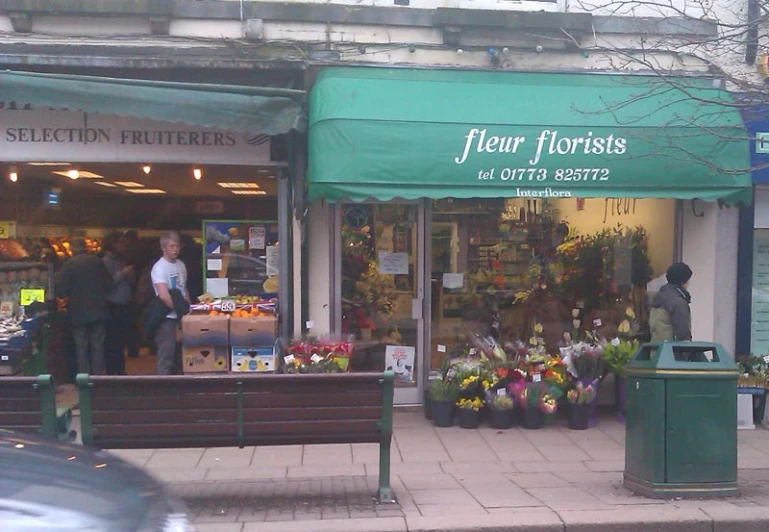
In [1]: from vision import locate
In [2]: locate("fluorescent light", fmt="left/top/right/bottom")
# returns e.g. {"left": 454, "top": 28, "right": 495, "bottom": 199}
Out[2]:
{"left": 127, "top": 188, "right": 166, "bottom": 194}
{"left": 231, "top": 190, "right": 267, "bottom": 195}
{"left": 28, "top": 162, "right": 71, "bottom": 166}
{"left": 94, "top": 182, "right": 118, "bottom": 188}
{"left": 115, "top": 182, "right": 145, "bottom": 188}
{"left": 217, "top": 182, "right": 261, "bottom": 189}
{"left": 53, "top": 170, "right": 102, "bottom": 179}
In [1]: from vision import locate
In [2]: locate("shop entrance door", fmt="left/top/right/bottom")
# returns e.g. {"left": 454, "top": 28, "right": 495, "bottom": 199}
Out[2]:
{"left": 339, "top": 203, "right": 425, "bottom": 404}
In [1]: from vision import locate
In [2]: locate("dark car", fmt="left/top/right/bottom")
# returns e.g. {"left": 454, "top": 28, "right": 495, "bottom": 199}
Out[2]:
{"left": 0, "top": 430, "right": 193, "bottom": 531}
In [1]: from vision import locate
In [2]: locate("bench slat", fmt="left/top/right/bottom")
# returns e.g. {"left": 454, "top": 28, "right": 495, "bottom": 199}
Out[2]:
{"left": 0, "top": 397, "right": 43, "bottom": 410}
{"left": 90, "top": 406, "right": 382, "bottom": 425}
{"left": 93, "top": 419, "right": 380, "bottom": 439}
{"left": 1, "top": 412, "right": 43, "bottom": 426}
{"left": 88, "top": 380, "right": 382, "bottom": 398}
{"left": 91, "top": 392, "right": 383, "bottom": 411}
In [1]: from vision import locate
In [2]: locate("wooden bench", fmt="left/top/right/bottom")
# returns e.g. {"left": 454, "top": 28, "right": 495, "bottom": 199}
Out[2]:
{"left": 76, "top": 371, "right": 395, "bottom": 502}
{"left": 0, "top": 375, "right": 58, "bottom": 439}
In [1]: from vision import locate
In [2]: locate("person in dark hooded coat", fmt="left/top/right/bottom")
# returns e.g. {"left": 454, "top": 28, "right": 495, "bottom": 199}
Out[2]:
{"left": 649, "top": 262, "right": 693, "bottom": 342}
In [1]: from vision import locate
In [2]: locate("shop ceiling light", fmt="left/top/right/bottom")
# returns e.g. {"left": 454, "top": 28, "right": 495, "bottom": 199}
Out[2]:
{"left": 231, "top": 190, "right": 267, "bottom": 195}
{"left": 94, "top": 182, "right": 118, "bottom": 188}
{"left": 28, "top": 162, "right": 71, "bottom": 166}
{"left": 54, "top": 170, "right": 103, "bottom": 179}
{"left": 217, "top": 182, "right": 261, "bottom": 189}
{"left": 127, "top": 188, "right": 166, "bottom": 194}
{"left": 193, "top": 167, "right": 203, "bottom": 180}
{"left": 115, "top": 182, "right": 145, "bottom": 188}
{"left": 142, "top": 165, "right": 152, "bottom": 175}
{"left": 8, "top": 165, "right": 18, "bottom": 183}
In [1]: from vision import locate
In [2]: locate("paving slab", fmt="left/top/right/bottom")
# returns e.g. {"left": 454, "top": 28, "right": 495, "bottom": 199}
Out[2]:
{"left": 704, "top": 506, "right": 769, "bottom": 532}
{"left": 242, "top": 517, "right": 407, "bottom": 532}
{"left": 557, "top": 507, "right": 712, "bottom": 532}
{"left": 406, "top": 511, "right": 564, "bottom": 531}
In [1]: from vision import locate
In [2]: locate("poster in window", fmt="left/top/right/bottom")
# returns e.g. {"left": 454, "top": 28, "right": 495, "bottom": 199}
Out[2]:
{"left": 385, "top": 345, "right": 416, "bottom": 384}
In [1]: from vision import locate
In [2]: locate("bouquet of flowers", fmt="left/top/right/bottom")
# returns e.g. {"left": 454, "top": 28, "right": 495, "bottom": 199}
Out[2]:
{"left": 736, "top": 354, "right": 769, "bottom": 388}
{"left": 603, "top": 338, "right": 639, "bottom": 379}
{"left": 511, "top": 381, "right": 561, "bottom": 414}
{"left": 490, "top": 394, "right": 515, "bottom": 411}
{"left": 457, "top": 397, "right": 484, "bottom": 411}
{"left": 562, "top": 339, "right": 605, "bottom": 381}
{"left": 567, "top": 381, "right": 598, "bottom": 405}
{"left": 283, "top": 337, "right": 354, "bottom": 373}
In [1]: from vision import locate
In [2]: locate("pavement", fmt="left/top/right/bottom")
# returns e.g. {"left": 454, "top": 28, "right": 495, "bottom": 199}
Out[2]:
{"left": 93, "top": 410, "right": 769, "bottom": 532}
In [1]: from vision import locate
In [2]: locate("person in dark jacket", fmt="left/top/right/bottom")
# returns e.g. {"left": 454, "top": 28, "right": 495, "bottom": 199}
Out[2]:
{"left": 56, "top": 239, "right": 112, "bottom": 375}
{"left": 649, "top": 262, "right": 693, "bottom": 342}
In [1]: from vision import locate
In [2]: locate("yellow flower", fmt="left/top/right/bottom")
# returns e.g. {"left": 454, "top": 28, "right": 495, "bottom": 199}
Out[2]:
{"left": 625, "top": 307, "right": 636, "bottom": 319}
{"left": 534, "top": 323, "right": 544, "bottom": 334}
{"left": 618, "top": 320, "right": 631, "bottom": 334}
{"left": 482, "top": 380, "right": 492, "bottom": 391}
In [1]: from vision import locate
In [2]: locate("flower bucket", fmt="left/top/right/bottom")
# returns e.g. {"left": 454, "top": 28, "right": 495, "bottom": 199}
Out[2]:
{"left": 489, "top": 409, "right": 514, "bottom": 430}
{"left": 424, "top": 390, "right": 433, "bottom": 420}
{"left": 522, "top": 408, "right": 543, "bottom": 430}
{"left": 578, "top": 377, "right": 600, "bottom": 426}
{"left": 458, "top": 408, "right": 480, "bottom": 429}
{"left": 568, "top": 403, "right": 590, "bottom": 430}
{"left": 432, "top": 400, "right": 454, "bottom": 428}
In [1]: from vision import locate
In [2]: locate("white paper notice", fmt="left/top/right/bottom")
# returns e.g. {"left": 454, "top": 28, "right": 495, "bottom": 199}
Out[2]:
{"left": 385, "top": 345, "right": 416, "bottom": 384}
{"left": 266, "top": 245, "right": 279, "bottom": 276}
{"left": 249, "top": 227, "right": 266, "bottom": 250}
{"left": 207, "top": 258, "right": 223, "bottom": 272}
{"left": 206, "top": 278, "right": 229, "bottom": 298}
{"left": 442, "top": 273, "right": 464, "bottom": 289}
{"left": 378, "top": 252, "right": 409, "bottom": 275}
{"left": 437, "top": 344, "right": 446, "bottom": 353}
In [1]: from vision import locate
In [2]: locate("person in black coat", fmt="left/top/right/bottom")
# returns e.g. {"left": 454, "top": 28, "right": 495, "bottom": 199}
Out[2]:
{"left": 55, "top": 239, "right": 112, "bottom": 375}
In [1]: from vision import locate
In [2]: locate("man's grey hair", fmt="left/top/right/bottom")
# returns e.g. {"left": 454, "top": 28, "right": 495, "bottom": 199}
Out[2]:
{"left": 159, "top": 231, "right": 180, "bottom": 249}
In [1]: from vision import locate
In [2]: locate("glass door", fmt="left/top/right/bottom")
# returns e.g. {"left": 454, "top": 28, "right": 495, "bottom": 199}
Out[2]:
{"left": 339, "top": 203, "right": 424, "bottom": 404}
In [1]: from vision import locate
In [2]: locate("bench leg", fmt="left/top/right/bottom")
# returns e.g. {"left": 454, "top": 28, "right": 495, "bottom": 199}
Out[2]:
{"left": 378, "top": 438, "right": 393, "bottom": 504}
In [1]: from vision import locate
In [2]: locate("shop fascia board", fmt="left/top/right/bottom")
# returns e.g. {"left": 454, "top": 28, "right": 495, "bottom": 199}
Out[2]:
{"left": 0, "top": 41, "right": 308, "bottom": 71}
{"left": 0, "top": 0, "right": 173, "bottom": 16}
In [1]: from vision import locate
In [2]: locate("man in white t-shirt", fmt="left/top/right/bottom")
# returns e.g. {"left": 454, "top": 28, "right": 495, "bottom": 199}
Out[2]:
{"left": 151, "top": 231, "right": 190, "bottom": 375}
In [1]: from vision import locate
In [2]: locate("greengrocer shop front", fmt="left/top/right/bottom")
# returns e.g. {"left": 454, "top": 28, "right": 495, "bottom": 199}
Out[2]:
{"left": 304, "top": 67, "right": 752, "bottom": 405}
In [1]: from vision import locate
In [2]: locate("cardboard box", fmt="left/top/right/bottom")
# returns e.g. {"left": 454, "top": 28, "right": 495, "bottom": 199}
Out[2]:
{"left": 231, "top": 346, "right": 275, "bottom": 373}
{"left": 181, "top": 315, "right": 230, "bottom": 347}
{"left": 229, "top": 316, "right": 276, "bottom": 346}
{"left": 182, "top": 346, "right": 229, "bottom": 373}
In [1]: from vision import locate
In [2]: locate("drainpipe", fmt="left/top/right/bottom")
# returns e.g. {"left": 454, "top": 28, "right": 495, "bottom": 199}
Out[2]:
{"left": 746, "top": 0, "right": 758, "bottom": 64}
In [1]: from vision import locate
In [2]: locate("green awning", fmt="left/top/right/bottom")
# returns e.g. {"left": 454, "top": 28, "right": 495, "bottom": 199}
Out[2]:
{"left": 0, "top": 70, "right": 306, "bottom": 135}
{"left": 308, "top": 68, "right": 751, "bottom": 203}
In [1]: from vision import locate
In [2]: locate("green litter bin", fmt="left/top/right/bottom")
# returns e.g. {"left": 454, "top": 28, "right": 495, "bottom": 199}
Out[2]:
{"left": 624, "top": 342, "right": 739, "bottom": 499}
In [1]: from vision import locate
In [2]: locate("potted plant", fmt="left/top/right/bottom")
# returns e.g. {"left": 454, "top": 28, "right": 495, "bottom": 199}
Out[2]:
{"left": 456, "top": 397, "right": 483, "bottom": 429}
{"left": 489, "top": 394, "right": 515, "bottom": 429}
{"left": 567, "top": 381, "right": 598, "bottom": 430}
{"left": 429, "top": 379, "right": 459, "bottom": 428}
{"left": 603, "top": 337, "right": 639, "bottom": 422}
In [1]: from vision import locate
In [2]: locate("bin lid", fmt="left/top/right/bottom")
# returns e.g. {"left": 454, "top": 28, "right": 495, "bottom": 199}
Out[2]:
{"left": 626, "top": 342, "right": 739, "bottom": 379}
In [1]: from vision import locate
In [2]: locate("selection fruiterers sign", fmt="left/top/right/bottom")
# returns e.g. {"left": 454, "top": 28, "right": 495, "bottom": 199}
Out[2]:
{"left": 0, "top": 105, "right": 271, "bottom": 165}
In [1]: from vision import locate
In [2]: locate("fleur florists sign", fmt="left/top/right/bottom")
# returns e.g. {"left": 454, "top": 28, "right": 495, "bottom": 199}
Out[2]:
{"left": 453, "top": 128, "right": 629, "bottom": 197}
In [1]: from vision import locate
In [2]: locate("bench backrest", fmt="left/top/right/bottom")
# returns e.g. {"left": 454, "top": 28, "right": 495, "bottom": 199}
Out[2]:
{"left": 77, "top": 372, "right": 394, "bottom": 449}
{"left": 0, "top": 375, "right": 57, "bottom": 438}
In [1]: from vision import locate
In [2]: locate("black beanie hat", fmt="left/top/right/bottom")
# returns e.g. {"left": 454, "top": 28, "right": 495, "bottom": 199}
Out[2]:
{"left": 666, "top": 262, "right": 693, "bottom": 285}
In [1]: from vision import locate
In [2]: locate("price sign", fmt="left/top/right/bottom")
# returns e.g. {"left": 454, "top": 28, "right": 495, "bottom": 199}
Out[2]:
{"left": 0, "top": 221, "right": 15, "bottom": 239}
{"left": 20, "top": 288, "right": 45, "bottom": 306}
{"left": 220, "top": 299, "right": 236, "bottom": 313}
{"left": 0, "top": 301, "right": 13, "bottom": 318}
{"left": 532, "top": 373, "right": 542, "bottom": 382}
